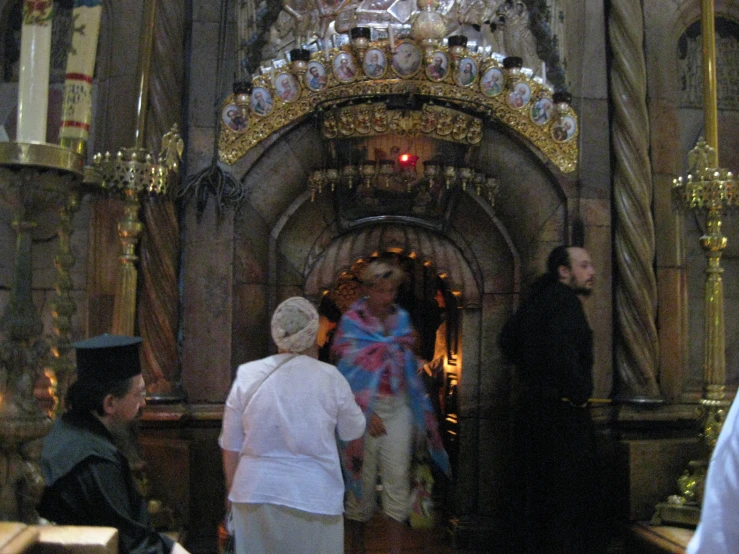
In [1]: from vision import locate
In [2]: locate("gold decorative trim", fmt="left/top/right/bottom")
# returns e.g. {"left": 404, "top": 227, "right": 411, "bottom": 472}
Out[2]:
{"left": 218, "top": 40, "right": 578, "bottom": 173}
{"left": 0, "top": 141, "right": 84, "bottom": 176}
{"left": 321, "top": 103, "right": 482, "bottom": 145}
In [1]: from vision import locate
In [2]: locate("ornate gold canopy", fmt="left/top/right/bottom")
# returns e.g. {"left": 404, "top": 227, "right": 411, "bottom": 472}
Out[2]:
{"left": 218, "top": 36, "right": 579, "bottom": 173}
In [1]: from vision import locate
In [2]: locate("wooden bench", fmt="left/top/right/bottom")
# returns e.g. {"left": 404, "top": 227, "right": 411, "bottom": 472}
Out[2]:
{"left": 625, "top": 521, "right": 694, "bottom": 554}
{"left": 0, "top": 522, "right": 118, "bottom": 553}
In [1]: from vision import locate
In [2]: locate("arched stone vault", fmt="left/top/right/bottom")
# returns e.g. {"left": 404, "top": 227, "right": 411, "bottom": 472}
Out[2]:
{"left": 300, "top": 219, "right": 484, "bottom": 304}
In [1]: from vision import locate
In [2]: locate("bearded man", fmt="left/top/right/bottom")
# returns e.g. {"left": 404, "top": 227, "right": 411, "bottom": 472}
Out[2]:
{"left": 38, "top": 335, "right": 189, "bottom": 554}
{"left": 498, "top": 245, "right": 606, "bottom": 553}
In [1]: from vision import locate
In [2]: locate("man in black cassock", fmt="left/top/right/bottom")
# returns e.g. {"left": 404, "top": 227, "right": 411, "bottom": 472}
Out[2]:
{"left": 38, "top": 335, "right": 189, "bottom": 554}
{"left": 499, "top": 245, "right": 605, "bottom": 553}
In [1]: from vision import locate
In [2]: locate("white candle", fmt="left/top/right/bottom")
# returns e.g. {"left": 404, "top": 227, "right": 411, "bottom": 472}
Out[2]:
{"left": 324, "top": 36, "right": 330, "bottom": 60}
{"left": 388, "top": 25, "right": 395, "bottom": 50}
{"left": 541, "top": 61, "right": 547, "bottom": 85}
{"left": 59, "top": 1, "right": 102, "bottom": 145}
{"left": 17, "top": 0, "right": 53, "bottom": 143}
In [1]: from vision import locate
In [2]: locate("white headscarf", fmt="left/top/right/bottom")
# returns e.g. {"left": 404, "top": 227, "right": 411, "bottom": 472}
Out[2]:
{"left": 270, "top": 297, "right": 320, "bottom": 353}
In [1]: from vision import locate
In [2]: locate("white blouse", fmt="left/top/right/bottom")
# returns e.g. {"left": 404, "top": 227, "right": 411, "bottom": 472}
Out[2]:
{"left": 688, "top": 393, "right": 739, "bottom": 553}
{"left": 219, "top": 354, "right": 365, "bottom": 515}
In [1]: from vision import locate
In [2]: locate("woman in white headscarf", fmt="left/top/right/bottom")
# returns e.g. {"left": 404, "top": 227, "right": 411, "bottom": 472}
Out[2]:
{"left": 219, "top": 297, "right": 366, "bottom": 554}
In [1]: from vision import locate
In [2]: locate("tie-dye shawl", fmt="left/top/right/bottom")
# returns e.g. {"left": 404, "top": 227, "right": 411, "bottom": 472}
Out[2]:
{"left": 332, "top": 297, "right": 450, "bottom": 496}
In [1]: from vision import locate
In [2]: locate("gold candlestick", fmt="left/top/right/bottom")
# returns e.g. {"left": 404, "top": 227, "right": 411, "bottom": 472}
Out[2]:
{"left": 90, "top": 128, "right": 183, "bottom": 336}
{"left": 653, "top": 1, "right": 734, "bottom": 528}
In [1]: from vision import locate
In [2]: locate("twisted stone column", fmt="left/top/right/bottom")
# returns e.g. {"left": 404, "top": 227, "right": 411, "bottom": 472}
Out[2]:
{"left": 608, "top": 0, "right": 661, "bottom": 399}
{"left": 138, "top": 0, "right": 186, "bottom": 400}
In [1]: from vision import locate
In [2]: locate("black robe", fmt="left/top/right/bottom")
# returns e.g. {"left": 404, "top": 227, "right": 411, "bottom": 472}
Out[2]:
{"left": 499, "top": 278, "right": 605, "bottom": 554}
{"left": 39, "top": 412, "right": 174, "bottom": 554}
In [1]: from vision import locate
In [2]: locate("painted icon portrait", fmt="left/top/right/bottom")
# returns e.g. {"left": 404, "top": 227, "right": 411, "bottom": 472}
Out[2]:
{"left": 363, "top": 48, "right": 387, "bottom": 79}
{"left": 305, "top": 62, "right": 328, "bottom": 91}
{"left": 425, "top": 51, "right": 448, "bottom": 81}
{"left": 391, "top": 41, "right": 422, "bottom": 77}
{"left": 250, "top": 87, "right": 274, "bottom": 116}
{"left": 552, "top": 115, "right": 577, "bottom": 142}
{"left": 222, "top": 104, "right": 247, "bottom": 133}
{"left": 455, "top": 57, "right": 478, "bottom": 86}
{"left": 531, "top": 96, "right": 554, "bottom": 125}
{"left": 275, "top": 73, "right": 300, "bottom": 103}
{"left": 480, "top": 67, "right": 504, "bottom": 97}
{"left": 333, "top": 52, "right": 358, "bottom": 83}
{"left": 506, "top": 82, "right": 531, "bottom": 109}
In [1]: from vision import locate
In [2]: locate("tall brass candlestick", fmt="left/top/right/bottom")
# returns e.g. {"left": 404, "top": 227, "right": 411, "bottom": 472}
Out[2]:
{"left": 109, "top": 0, "right": 156, "bottom": 336}
{"left": 92, "top": 134, "right": 183, "bottom": 337}
{"left": 693, "top": 0, "right": 731, "bottom": 454}
{"left": 673, "top": 141, "right": 733, "bottom": 446}
{"left": 653, "top": 0, "right": 735, "bottom": 528}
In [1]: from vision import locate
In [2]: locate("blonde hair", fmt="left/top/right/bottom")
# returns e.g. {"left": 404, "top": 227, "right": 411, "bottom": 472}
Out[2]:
{"left": 360, "top": 260, "right": 405, "bottom": 288}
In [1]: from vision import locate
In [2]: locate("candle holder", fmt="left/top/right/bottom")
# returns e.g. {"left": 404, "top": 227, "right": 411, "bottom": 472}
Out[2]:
{"left": 289, "top": 48, "right": 311, "bottom": 75}
{"left": 232, "top": 81, "right": 253, "bottom": 121}
{"left": 459, "top": 167, "right": 474, "bottom": 191}
{"left": 652, "top": 138, "right": 737, "bottom": 527}
{"left": 342, "top": 164, "right": 358, "bottom": 189}
{"left": 90, "top": 125, "right": 183, "bottom": 336}
{"left": 485, "top": 177, "right": 499, "bottom": 206}
{"left": 411, "top": 0, "right": 446, "bottom": 64}
{"left": 553, "top": 91, "right": 572, "bottom": 119}
{"left": 672, "top": 139, "right": 735, "bottom": 446}
{"left": 308, "top": 169, "right": 326, "bottom": 201}
{"left": 503, "top": 56, "right": 523, "bottom": 90}
{"left": 350, "top": 27, "right": 371, "bottom": 62}
{"left": 378, "top": 160, "right": 394, "bottom": 188}
{"left": 424, "top": 160, "right": 440, "bottom": 187}
{"left": 360, "top": 160, "right": 377, "bottom": 190}
{"left": 473, "top": 172, "right": 485, "bottom": 195}
{"left": 310, "top": 158, "right": 497, "bottom": 205}
{"left": 448, "top": 35, "right": 468, "bottom": 73}
{"left": 325, "top": 168, "right": 340, "bottom": 192}
{"left": 0, "top": 141, "right": 83, "bottom": 523}
{"left": 443, "top": 165, "right": 457, "bottom": 189}
{"left": 448, "top": 34, "right": 468, "bottom": 56}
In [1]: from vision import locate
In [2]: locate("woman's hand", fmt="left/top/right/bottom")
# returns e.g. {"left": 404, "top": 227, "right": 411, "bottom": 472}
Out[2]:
{"left": 368, "top": 411, "right": 387, "bottom": 437}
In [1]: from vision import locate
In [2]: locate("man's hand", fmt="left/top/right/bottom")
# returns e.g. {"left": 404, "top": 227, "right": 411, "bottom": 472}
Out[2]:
{"left": 368, "top": 412, "right": 387, "bottom": 437}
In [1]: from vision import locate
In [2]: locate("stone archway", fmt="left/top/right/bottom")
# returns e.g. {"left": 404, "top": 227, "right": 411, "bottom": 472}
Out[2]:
{"left": 183, "top": 114, "right": 593, "bottom": 532}
{"left": 263, "top": 178, "right": 517, "bottom": 522}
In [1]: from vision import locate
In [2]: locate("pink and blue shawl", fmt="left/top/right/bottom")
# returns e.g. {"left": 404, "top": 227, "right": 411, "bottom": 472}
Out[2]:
{"left": 332, "top": 297, "right": 451, "bottom": 495}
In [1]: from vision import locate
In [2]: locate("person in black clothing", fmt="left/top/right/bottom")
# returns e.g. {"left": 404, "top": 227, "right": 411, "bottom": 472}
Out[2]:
{"left": 38, "top": 334, "right": 190, "bottom": 554}
{"left": 499, "top": 245, "right": 605, "bottom": 554}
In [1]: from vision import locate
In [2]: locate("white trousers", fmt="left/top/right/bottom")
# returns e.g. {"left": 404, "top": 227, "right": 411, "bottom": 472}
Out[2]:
{"left": 345, "top": 395, "right": 413, "bottom": 523}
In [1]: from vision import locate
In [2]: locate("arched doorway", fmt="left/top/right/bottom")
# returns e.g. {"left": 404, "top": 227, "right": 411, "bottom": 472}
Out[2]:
{"left": 187, "top": 114, "right": 576, "bottom": 536}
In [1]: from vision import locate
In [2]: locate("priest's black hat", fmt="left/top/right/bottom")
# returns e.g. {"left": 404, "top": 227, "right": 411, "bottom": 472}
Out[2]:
{"left": 73, "top": 334, "right": 143, "bottom": 383}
